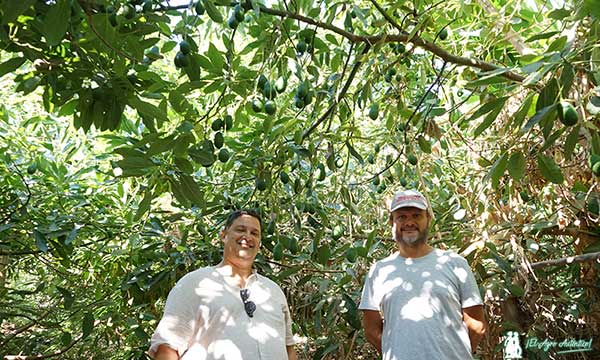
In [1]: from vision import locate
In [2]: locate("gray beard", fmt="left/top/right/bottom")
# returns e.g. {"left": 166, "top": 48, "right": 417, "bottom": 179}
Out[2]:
{"left": 395, "top": 229, "right": 429, "bottom": 247}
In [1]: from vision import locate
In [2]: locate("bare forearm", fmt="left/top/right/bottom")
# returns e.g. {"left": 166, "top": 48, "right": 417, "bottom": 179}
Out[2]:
{"left": 463, "top": 305, "right": 487, "bottom": 353}
{"left": 287, "top": 345, "right": 297, "bottom": 360}
{"left": 362, "top": 310, "right": 383, "bottom": 354}
{"left": 366, "top": 331, "right": 382, "bottom": 353}
{"left": 468, "top": 328, "right": 484, "bottom": 352}
{"left": 153, "top": 344, "right": 180, "bottom": 360}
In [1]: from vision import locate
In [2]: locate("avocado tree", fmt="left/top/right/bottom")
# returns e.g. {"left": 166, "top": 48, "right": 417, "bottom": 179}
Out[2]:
{"left": 1, "top": 0, "right": 600, "bottom": 358}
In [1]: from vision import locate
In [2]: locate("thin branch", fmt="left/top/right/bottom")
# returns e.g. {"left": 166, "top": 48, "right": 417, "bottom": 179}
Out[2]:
{"left": 81, "top": 6, "right": 138, "bottom": 63}
{"left": 530, "top": 251, "right": 600, "bottom": 270}
{"left": 0, "top": 310, "right": 52, "bottom": 348}
{"left": 4, "top": 335, "right": 83, "bottom": 360}
{"left": 369, "top": 0, "right": 403, "bottom": 32}
{"left": 0, "top": 249, "right": 42, "bottom": 256}
{"left": 302, "top": 43, "right": 370, "bottom": 140}
{"left": 350, "top": 61, "right": 449, "bottom": 185}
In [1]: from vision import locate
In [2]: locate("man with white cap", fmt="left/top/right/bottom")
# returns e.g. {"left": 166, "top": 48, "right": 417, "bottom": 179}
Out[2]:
{"left": 359, "top": 189, "right": 486, "bottom": 359}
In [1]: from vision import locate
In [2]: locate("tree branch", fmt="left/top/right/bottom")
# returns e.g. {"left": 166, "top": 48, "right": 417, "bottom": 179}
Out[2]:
{"left": 259, "top": 4, "right": 528, "bottom": 83}
{"left": 158, "top": 2, "right": 529, "bottom": 84}
{"left": 0, "top": 249, "right": 42, "bottom": 256}
{"left": 530, "top": 251, "right": 600, "bottom": 270}
{"left": 4, "top": 335, "right": 83, "bottom": 360}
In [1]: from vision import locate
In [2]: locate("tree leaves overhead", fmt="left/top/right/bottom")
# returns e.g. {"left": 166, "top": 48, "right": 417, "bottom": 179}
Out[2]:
{"left": 1, "top": 0, "right": 600, "bottom": 359}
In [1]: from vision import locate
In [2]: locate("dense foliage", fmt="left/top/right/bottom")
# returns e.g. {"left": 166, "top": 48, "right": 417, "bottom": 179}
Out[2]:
{"left": 1, "top": 0, "right": 600, "bottom": 358}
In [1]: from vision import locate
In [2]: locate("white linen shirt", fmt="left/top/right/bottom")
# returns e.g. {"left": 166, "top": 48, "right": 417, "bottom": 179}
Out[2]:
{"left": 148, "top": 266, "right": 295, "bottom": 360}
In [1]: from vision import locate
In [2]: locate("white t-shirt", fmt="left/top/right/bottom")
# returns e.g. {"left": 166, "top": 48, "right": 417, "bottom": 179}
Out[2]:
{"left": 148, "top": 266, "right": 295, "bottom": 360}
{"left": 359, "top": 249, "right": 483, "bottom": 360}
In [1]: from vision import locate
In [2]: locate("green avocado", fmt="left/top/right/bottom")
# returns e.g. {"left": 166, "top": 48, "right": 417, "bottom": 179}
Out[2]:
{"left": 218, "top": 148, "right": 230, "bottom": 162}
{"left": 558, "top": 102, "right": 578, "bottom": 126}
{"left": 368, "top": 103, "right": 379, "bottom": 120}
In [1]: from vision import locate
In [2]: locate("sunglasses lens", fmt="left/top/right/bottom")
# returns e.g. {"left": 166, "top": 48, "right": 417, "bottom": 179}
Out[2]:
{"left": 245, "top": 301, "right": 256, "bottom": 317}
{"left": 240, "top": 289, "right": 255, "bottom": 317}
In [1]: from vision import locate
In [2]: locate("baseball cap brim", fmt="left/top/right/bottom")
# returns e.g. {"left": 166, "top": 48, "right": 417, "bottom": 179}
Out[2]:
{"left": 390, "top": 201, "right": 428, "bottom": 213}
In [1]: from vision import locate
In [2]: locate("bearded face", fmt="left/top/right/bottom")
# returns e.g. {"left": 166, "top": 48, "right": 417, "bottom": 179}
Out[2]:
{"left": 390, "top": 207, "right": 430, "bottom": 247}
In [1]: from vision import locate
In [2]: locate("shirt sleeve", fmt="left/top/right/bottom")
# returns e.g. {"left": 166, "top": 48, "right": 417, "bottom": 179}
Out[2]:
{"left": 148, "top": 273, "right": 198, "bottom": 358}
{"left": 454, "top": 256, "right": 484, "bottom": 309}
{"left": 358, "top": 264, "right": 380, "bottom": 311}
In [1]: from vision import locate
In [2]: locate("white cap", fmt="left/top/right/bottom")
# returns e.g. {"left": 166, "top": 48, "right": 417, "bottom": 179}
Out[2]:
{"left": 390, "top": 189, "right": 429, "bottom": 213}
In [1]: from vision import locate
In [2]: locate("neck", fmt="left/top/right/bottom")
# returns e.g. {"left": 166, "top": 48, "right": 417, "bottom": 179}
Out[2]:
{"left": 396, "top": 242, "right": 433, "bottom": 258}
{"left": 217, "top": 260, "right": 253, "bottom": 280}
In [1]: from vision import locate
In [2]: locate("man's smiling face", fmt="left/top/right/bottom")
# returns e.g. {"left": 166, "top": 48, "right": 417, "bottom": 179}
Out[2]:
{"left": 221, "top": 214, "right": 262, "bottom": 264}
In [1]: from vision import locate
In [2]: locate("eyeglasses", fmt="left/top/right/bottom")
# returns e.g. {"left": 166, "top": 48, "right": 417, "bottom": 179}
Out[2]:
{"left": 240, "top": 289, "right": 256, "bottom": 318}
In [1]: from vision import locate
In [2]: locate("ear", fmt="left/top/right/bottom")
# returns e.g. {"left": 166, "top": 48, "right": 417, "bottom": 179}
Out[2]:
{"left": 219, "top": 229, "right": 226, "bottom": 242}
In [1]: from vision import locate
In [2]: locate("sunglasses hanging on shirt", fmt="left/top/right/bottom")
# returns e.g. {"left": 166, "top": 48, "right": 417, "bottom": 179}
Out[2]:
{"left": 240, "top": 288, "right": 256, "bottom": 318}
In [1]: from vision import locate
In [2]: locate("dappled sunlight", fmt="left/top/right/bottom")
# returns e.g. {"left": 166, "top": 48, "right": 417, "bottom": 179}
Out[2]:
{"left": 149, "top": 266, "right": 291, "bottom": 359}
{"left": 363, "top": 249, "right": 481, "bottom": 359}
{"left": 209, "top": 340, "right": 243, "bottom": 359}
{"left": 453, "top": 267, "right": 469, "bottom": 283}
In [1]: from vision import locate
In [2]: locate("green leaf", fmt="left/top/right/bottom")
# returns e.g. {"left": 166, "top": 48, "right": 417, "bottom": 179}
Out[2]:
{"left": 346, "top": 141, "right": 363, "bottom": 165}
{"left": 174, "top": 157, "right": 194, "bottom": 173}
{"left": 57, "top": 286, "right": 74, "bottom": 309}
{"left": 1, "top": 0, "right": 36, "bottom": 24}
{"left": 189, "top": 141, "right": 216, "bottom": 167}
{"left": 546, "top": 36, "right": 567, "bottom": 54}
{"left": 341, "top": 293, "right": 361, "bottom": 329}
{"left": 65, "top": 226, "right": 79, "bottom": 246}
{"left": 508, "top": 284, "right": 525, "bottom": 297}
{"left": 203, "top": 0, "right": 224, "bottom": 23}
{"left": 525, "top": 31, "right": 560, "bottom": 42}
{"left": 206, "top": 43, "right": 226, "bottom": 73}
{"left": 473, "top": 101, "right": 505, "bottom": 138}
{"left": 536, "top": 78, "right": 559, "bottom": 111}
{"left": 559, "top": 63, "right": 575, "bottom": 98}
{"left": 128, "top": 96, "right": 168, "bottom": 124}
{"left": 466, "top": 96, "right": 508, "bottom": 124}
{"left": 511, "top": 93, "right": 534, "bottom": 129}
{"left": 0, "top": 57, "right": 26, "bottom": 79}
{"left": 468, "top": 76, "right": 510, "bottom": 87}
{"left": 116, "top": 156, "right": 155, "bottom": 169}
{"left": 548, "top": 8, "right": 571, "bottom": 20}
{"left": 33, "top": 229, "right": 48, "bottom": 252}
{"left": 417, "top": 135, "right": 432, "bottom": 153}
{"left": 563, "top": 125, "right": 580, "bottom": 161}
{"left": 169, "top": 177, "right": 191, "bottom": 208}
{"left": 537, "top": 154, "right": 564, "bottom": 184}
{"left": 486, "top": 153, "right": 508, "bottom": 189}
{"left": 540, "top": 128, "right": 565, "bottom": 152}
{"left": 147, "top": 135, "right": 176, "bottom": 156}
{"left": 508, "top": 152, "right": 525, "bottom": 181}
{"left": 42, "top": 0, "right": 70, "bottom": 46}
{"left": 60, "top": 332, "right": 72, "bottom": 347}
{"left": 82, "top": 312, "right": 94, "bottom": 339}
{"left": 317, "top": 244, "right": 330, "bottom": 265}
{"left": 522, "top": 104, "right": 556, "bottom": 133}
{"left": 591, "top": 131, "right": 600, "bottom": 155}
{"left": 584, "top": 0, "right": 600, "bottom": 18}
{"left": 134, "top": 188, "right": 153, "bottom": 221}
{"left": 179, "top": 174, "right": 205, "bottom": 206}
